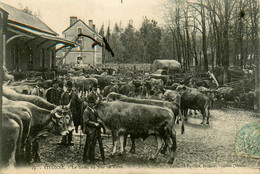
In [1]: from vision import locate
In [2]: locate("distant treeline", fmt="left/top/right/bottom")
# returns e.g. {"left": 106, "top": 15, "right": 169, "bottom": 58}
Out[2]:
{"left": 99, "top": 0, "right": 259, "bottom": 83}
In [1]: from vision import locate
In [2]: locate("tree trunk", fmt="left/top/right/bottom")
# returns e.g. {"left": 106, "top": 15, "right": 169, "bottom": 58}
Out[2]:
{"left": 201, "top": 3, "right": 208, "bottom": 72}
{"left": 223, "top": 0, "right": 230, "bottom": 83}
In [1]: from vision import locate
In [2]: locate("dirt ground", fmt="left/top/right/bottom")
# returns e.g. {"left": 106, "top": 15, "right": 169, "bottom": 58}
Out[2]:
{"left": 34, "top": 108, "right": 259, "bottom": 169}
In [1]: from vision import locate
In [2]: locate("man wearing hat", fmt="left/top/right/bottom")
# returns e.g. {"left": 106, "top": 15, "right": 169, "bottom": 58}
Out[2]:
{"left": 57, "top": 80, "right": 76, "bottom": 146}
{"left": 82, "top": 92, "right": 106, "bottom": 163}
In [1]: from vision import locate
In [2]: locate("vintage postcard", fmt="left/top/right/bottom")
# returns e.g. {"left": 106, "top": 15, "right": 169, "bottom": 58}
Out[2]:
{"left": 0, "top": 0, "right": 259, "bottom": 173}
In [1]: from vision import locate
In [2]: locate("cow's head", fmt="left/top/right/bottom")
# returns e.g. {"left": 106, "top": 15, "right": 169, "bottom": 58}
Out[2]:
{"left": 176, "top": 85, "right": 187, "bottom": 94}
{"left": 207, "top": 90, "right": 218, "bottom": 102}
{"left": 50, "top": 105, "right": 74, "bottom": 136}
{"left": 106, "top": 92, "right": 121, "bottom": 101}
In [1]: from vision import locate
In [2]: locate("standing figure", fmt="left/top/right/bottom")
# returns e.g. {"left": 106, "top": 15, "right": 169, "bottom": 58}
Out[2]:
{"left": 57, "top": 81, "right": 78, "bottom": 146}
{"left": 82, "top": 92, "right": 105, "bottom": 163}
{"left": 188, "top": 78, "right": 198, "bottom": 88}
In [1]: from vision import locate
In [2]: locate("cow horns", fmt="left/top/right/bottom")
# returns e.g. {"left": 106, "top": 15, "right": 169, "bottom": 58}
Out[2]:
{"left": 54, "top": 112, "right": 62, "bottom": 118}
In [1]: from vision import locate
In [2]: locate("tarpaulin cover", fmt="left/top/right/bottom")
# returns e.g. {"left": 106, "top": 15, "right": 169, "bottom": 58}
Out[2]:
{"left": 153, "top": 60, "right": 181, "bottom": 72}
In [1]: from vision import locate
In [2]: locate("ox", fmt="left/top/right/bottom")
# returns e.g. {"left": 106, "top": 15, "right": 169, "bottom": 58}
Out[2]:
{"left": 150, "top": 78, "right": 164, "bottom": 91}
{"left": 107, "top": 92, "right": 183, "bottom": 153}
{"left": 1, "top": 111, "right": 23, "bottom": 167}
{"left": 176, "top": 85, "right": 210, "bottom": 124}
{"left": 2, "top": 105, "right": 32, "bottom": 162}
{"left": 70, "top": 76, "right": 98, "bottom": 92}
{"left": 89, "top": 101, "right": 177, "bottom": 164}
{"left": 3, "top": 86, "right": 56, "bottom": 110}
{"left": 118, "top": 81, "right": 135, "bottom": 97}
{"left": 44, "top": 87, "right": 63, "bottom": 105}
{"left": 2, "top": 94, "right": 73, "bottom": 163}
{"left": 103, "top": 84, "right": 119, "bottom": 97}
{"left": 163, "top": 90, "right": 184, "bottom": 128}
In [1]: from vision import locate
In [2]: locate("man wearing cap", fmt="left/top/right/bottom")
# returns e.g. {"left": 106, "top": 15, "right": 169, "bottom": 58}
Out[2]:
{"left": 82, "top": 92, "right": 106, "bottom": 163}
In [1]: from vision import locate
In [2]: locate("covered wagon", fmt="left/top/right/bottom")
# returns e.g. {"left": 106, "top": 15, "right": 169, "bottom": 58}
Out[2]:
{"left": 152, "top": 60, "right": 181, "bottom": 73}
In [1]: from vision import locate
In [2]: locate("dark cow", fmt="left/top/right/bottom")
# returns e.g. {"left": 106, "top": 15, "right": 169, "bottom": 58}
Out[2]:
{"left": 236, "top": 91, "right": 255, "bottom": 109}
{"left": 103, "top": 84, "right": 119, "bottom": 97}
{"left": 90, "top": 74, "right": 114, "bottom": 91}
{"left": 198, "top": 86, "right": 217, "bottom": 109}
{"left": 119, "top": 81, "right": 135, "bottom": 97}
{"left": 176, "top": 85, "right": 210, "bottom": 124}
{"left": 216, "top": 87, "right": 236, "bottom": 101}
{"left": 134, "top": 84, "right": 148, "bottom": 97}
{"left": 89, "top": 101, "right": 177, "bottom": 164}
{"left": 1, "top": 111, "right": 23, "bottom": 167}
{"left": 38, "top": 80, "right": 53, "bottom": 89}
{"left": 45, "top": 87, "right": 63, "bottom": 105}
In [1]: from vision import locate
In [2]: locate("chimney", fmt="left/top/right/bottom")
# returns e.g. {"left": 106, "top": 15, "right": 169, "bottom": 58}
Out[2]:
{"left": 92, "top": 24, "right": 96, "bottom": 31}
{"left": 88, "top": 20, "right": 93, "bottom": 30}
{"left": 70, "top": 16, "right": 77, "bottom": 26}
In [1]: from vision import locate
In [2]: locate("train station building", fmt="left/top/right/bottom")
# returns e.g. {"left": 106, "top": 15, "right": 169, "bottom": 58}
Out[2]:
{"left": 0, "top": 2, "right": 76, "bottom": 72}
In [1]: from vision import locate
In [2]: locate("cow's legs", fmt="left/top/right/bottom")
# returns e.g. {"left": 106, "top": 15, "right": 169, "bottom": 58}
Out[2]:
{"left": 32, "top": 139, "right": 40, "bottom": 163}
{"left": 166, "top": 130, "right": 176, "bottom": 164}
{"left": 201, "top": 105, "right": 209, "bottom": 124}
{"left": 178, "top": 108, "right": 185, "bottom": 134}
{"left": 200, "top": 108, "right": 205, "bottom": 124}
{"left": 25, "top": 137, "right": 32, "bottom": 163}
{"left": 183, "top": 109, "right": 188, "bottom": 121}
{"left": 188, "top": 109, "right": 193, "bottom": 116}
{"left": 129, "top": 136, "right": 136, "bottom": 154}
{"left": 150, "top": 136, "right": 163, "bottom": 161}
{"left": 160, "top": 141, "right": 167, "bottom": 154}
{"left": 123, "top": 133, "right": 128, "bottom": 152}
{"left": 119, "top": 135, "right": 125, "bottom": 155}
{"left": 111, "top": 131, "right": 118, "bottom": 156}
{"left": 205, "top": 105, "right": 210, "bottom": 124}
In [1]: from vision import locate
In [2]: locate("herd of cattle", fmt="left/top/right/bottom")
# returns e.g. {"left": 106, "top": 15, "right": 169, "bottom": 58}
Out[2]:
{"left": 1, "top": 65, "right": 255, "bottom": 167}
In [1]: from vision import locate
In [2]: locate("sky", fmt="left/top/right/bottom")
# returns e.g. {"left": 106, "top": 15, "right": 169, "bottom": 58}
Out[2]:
{"left": 1, "top": 0, "right": 164, "bottom": 36}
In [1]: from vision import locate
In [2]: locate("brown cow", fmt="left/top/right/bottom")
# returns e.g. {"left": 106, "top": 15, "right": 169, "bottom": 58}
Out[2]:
{"left": 2, "top": 96, "right": 74, "bottom": 163}
{"left": 86, "top": 101, "right": 177, "bottom": 164}
{"left": 1, "top": 111, "right": 23, "bottom": 167}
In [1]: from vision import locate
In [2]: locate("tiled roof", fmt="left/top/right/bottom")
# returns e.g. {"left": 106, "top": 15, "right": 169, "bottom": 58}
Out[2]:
{"left": 0, "top": 2, "right": 58, "bottom": 36}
